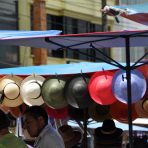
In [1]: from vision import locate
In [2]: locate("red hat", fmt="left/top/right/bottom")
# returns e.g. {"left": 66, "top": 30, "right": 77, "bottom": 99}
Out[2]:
{"left": 45, "top": 105, "right": 68, "bottom": 119}
{"left": 88, "top": 71, "right": 117, "bottom": 105}
{"left": 110, "top": 101, "right": 138, "bottom": 123}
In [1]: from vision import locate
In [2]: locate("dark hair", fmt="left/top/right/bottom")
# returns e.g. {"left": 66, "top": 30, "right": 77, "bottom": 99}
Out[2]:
{"left": 0, "top": 109, "right": 10, "bottom": 130}
{"left": 23, "top": 106, "right": 48, "bottom": 124}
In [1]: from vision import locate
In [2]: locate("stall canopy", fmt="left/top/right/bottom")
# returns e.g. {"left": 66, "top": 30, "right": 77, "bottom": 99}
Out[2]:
{"left": 0, "top": 30, "right": 148, "bottom": 49}
{"left": 0, "top": 62, "right": 120, "bottom": 76}
{"left": 111, "top": 2, "right": 148, "bottom": 26}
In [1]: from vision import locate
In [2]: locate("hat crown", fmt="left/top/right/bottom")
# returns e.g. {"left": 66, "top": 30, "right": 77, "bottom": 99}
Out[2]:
{"left": 4, "top": 82, "right": 20, "bottom": 100}
{"left": 24, "top": 81, "right": 41, "bottom": 99}
{"left": 143, "top": 99, "right": 148, "bottom": 112}
{"left": 59, "top": 125, "right": 75, "bottom": 141}
{"left": 102, "top": 119, "right": 116, "bottom": 132}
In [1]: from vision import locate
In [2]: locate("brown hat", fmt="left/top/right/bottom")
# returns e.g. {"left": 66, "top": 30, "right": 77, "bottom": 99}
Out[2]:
{"left": 58, "top": 125, "right": 82, "bottom": 148}
{"left": 88, "top": 102, "right": 111, "bottom": 121}
{"left": 135, "top": 98, "right": 148, "bottom": 117}
{"left": 0, "top": 75, "right": 23, "bottom": 107}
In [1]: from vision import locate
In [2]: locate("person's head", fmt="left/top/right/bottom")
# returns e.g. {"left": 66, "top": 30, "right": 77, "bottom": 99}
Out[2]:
{"left": 0, "top": 109, "right": 10, "bottom": 131}
{"left": 23, "top": 105, "right": 48, "bottom": 137}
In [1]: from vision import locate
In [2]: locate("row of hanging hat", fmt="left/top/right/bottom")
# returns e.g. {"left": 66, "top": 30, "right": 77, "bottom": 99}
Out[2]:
{"left": 0, "top": 65, "right": 147, "bottom": 121}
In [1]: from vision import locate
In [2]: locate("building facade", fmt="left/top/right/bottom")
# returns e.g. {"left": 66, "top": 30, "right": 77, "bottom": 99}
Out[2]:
{"left": 0, "top": 0, "right": 116, "bottom": 67}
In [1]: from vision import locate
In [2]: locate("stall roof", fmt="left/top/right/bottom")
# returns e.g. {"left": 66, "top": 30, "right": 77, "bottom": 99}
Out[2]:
{"left": 0, "top": 30, "right": 148, "bottom": 49}
{"left": 112, "top": 2, "right": 148, "bottom": 26}
{"left": 0, "top": 62, "right": 120, "bottom": 75}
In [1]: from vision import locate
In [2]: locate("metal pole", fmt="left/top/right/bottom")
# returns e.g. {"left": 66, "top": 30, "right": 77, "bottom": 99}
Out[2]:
{"left": 125, "top": 37, "right": 133, "bottom": 148}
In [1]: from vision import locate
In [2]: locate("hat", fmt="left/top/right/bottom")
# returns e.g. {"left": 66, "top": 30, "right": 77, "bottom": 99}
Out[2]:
{"left": 110, "top": 101, "right": 138, "bottom": 123}
{"left": 112, "top": 69, "right": 146, "bottom": 104}
{"left": 0, "top": 75, "right": 23, "bottom": 107}
{"left": 41, "top": 76, "right": 68, "bottom": 109}
{"left": 44, "top": 104, "right": 68, "bottom": 119}
{"left": 58, "top": 125, "right": 82, "bottom": 148}
{"left": 9, "top": 103, "right": 28, "bottom": 118}
{"left": 135, "top": 98, "right": 148, "bottom": 117}
{"left": 88, "top": 71, "right": 117, "bottom": 105}
{"left": 64, "top": 74, "right": 92, "bottom": 108}
{"left": 88, "top": 102, "right": 111, "bottom": 121}
{"left": 20, "top": 74, "right": 45, "bottom": 106}
{"left": 94, "top": 119, "right": 123, "bottom": 145}
{"left": 68, "top": 105, "right": 89, "bottom": 121}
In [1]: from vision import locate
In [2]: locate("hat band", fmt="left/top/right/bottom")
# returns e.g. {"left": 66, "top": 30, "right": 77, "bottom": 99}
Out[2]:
{"left": 3, "top": 82, "right": 20, "bottom": 100}
{"left": 29, "top": 81, "right": 42, "bottom": 99}
{"left": 101, "top": 129, "right": 116, "bottom": 134}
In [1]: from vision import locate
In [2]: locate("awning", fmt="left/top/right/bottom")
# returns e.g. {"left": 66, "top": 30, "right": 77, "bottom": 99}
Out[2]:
{"left": 0, "top": 30, "right": 148, "bottom": 49}
{"left": 111, "top": 3, "right": 148, "bottom": 26}
{"left": 0, "top": 62, "right": 119, "bottom": 75}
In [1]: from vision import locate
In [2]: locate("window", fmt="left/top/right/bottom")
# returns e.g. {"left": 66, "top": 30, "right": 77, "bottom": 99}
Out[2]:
{"left": 47, "top": 14, "right": 110, "bottom": 62}
{"left": 0, "top": 0, "right": 19, "bottom": 68}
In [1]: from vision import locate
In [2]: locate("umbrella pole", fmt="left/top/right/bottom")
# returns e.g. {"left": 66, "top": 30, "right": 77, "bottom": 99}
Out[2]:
{"left": 81, "top": 108, "right": 88, "bottom": 148}
{"left": 125, "top": 37, "right": 133, "bottom": 148}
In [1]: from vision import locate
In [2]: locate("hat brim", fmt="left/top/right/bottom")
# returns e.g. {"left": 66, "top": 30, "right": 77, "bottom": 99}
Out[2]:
{"left": 64, "top": 74, "right": 92, "bottom": 108}
{"left": 20, "top": 75, "right": 45, "bottom": 106}
{"left": 110, "top": 101, "right": 138, "bottom": 122}
{"left": 88, "top": 103, "right": 111, "bottom": 121}
{"left": 41, "top": 76, "right": 68, "bottom": 109}
{"left": 135, "top": 98, "right": 148, "bottom": 117}
{"left": 68, "top": 105, "right": 89, "bottom": 121}
{"left": 64, "top": 131, "right": 81, "bottom": 148}
{"left": 0, "top": 75, "right": 23, "bottom": 107}
{"left": 45, "top": 105, "right": 68, "bottom": 119}
{"left": 94, "top": 127, "right": 123, "bottom": 143}
{"left": 112, "top": 69, "right": 147, "bottom": 104}
{"left": 88, "top": 71, "right": 117, "bottom": 105}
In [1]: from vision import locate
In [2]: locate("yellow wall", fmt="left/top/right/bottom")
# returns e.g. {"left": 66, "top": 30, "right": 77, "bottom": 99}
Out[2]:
{"left": 18, "top": 0, "right": 116, "bottom": 66}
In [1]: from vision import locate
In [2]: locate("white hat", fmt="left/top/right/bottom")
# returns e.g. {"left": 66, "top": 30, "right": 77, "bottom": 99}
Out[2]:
{"left": 20, "top": 74, "right": 45, "bottom": 106}
{"left": 0, "top": 75, "right": 23, "bottom": 107}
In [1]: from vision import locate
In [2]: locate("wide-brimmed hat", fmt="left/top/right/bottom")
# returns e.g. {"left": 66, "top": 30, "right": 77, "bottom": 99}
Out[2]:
{"left": 110, "top": 101, "right": 138, "bottom": 123}
{"left": 41, "top": 76, "right": 68, "bottom": 109}
{"left": 64, "top": 74, "right": 92, "bottom": 108}
{"left": 112, "top": 69, "right": 147, "bottom": 104}
{"left": 88, "top": 102, "right": 111, "bottom": 121}
{"left": 20, "top": 75, "right": 45, "bottom": 106}
{"left": 58, "top": 125, "right": 82, "bottom": 148}
{"left": 44, "top": 104, "right": 68, "bottom": 119}
{"left": 0, "top": 75, "right": 23, "bottom": 107}
{"left": 68, "top": 105, "right": 89, "bottom": 121}
{"left": 88, "top": 71, "right": 117, "bottom": 105}
{"left": 135, "top": 98, "right": 148, "bottom": 117}
{"left": 94, "top": 119, "right": 123, "bottom": 145}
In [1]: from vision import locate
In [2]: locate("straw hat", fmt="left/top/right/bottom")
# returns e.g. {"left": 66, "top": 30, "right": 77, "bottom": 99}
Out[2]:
{"left": 110, "top": 101, "right": 138, "bottom": 123}
{"left": 94, "top": 119, "right": 123, "bottom": 146}
{"left": 64, "top": 74, "right": 92, "bottom": 108}
{"left": 88, "top": 71, "right": 117, "bottom": 105}
{"left": 0, "top": 75, "right": 23, "bottom": 107}
{"left": 112, "top": 69, "right": 147, "bottom": 104}
{"left": 135, "top": 98, "right": 148, "bottom": 117}
{"left": 41, "top": 76, "right": 68, "bottom": 109}
{"left": 20, "top": 75, "right": 45, "bottom": 106}
{"left": 58, "top": 125, "right": 82, "bottom": 148}
{"left": 88, "top": 102, "right": 111, "bottom": 121}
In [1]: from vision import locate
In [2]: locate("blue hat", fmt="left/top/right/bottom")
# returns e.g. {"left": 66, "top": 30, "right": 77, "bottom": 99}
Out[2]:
{"left": 112, "top": 69, "right": 147, "bottom": 104}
